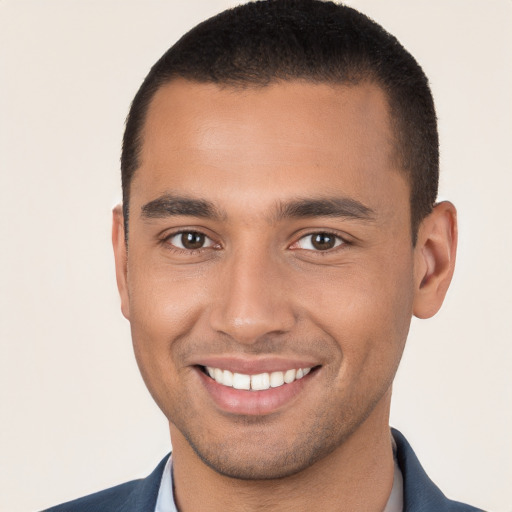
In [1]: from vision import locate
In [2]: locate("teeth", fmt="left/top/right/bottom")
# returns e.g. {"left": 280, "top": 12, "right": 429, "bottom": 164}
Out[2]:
{"left": 205, "top": 366, "right": 312, "bottom": 390}
{"left": 222, "top": 369, "right": 233, "bottom": 387}
{"left": 251, "top": 373, "right": 270, "bottom": 391}
{"left": 284, "top": 369, "right": 296, "bottom": 384}
{"left": 270, "top": 371, "right": 284, "bottom": 388}
{"left": 232, "top": 372, "right": 251, "bottom": 390}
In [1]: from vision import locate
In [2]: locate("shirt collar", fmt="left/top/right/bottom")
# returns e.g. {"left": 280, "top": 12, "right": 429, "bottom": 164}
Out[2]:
{"left": 154, "top": 455, "right": 177, "bottom": 512}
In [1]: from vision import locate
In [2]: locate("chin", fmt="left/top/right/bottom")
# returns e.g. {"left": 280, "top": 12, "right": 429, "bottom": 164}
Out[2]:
{"left": 181, "top": 419, "right": 352, "bottom": 481}
{"left": 193, "top": 447, "right": 322, "bottom": 480}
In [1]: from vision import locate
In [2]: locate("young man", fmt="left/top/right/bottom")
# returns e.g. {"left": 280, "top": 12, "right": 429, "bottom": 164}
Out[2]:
{"left": 44, "top": 1, "right": 484, "bottom": 510}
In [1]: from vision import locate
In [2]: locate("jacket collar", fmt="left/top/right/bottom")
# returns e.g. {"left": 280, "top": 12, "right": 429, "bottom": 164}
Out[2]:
{"left": 118, "top": 454, "right": 169, "bottom": 512}
{"left": 392, "top": 428, "right": 482, "bottom": 512}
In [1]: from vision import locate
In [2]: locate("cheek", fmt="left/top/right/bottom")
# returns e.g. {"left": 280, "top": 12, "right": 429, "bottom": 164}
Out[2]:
{"left": 299, "top": 254, "right": 415, "bottom": 377}
{"left": 128, "top": 255, "right": 211, "bottom": 336}
{"left": 125, "top": 257, "right": 211, "bottom": 385}
{"left": 125, "top": 269, "right": 212, "bottom": 421}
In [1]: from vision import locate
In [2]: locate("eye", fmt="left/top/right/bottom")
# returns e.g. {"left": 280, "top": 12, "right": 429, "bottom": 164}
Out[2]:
{"left": 293, "top": 232, "right": 345, "bottom": 251}
{"left": 166, "top": 231, "right": 216, "bottom": 251}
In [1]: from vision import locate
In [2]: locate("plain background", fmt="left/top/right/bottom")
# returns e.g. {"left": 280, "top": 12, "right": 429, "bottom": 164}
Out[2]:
{"left": 0, "top": 1, "right": 511, "bottom": 511}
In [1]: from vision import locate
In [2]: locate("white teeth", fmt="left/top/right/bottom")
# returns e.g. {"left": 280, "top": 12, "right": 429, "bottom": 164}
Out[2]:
{"left": 206, "top": 366, "right": 312, "bottom": 390}
{"left": 251, "top": 373, "right": 270, "bottom": 391}
{"left": 270, "top": 371, "right": 285, "bottom": 388}
{"left": 223, "top": 369, "right": 233, "bottom": 387}
{"left": 232, "top": 372, "right": 251, "bottom": 390}
{"left": 214, "top": 367, "right": 223, "bottom": 382}
{"left": 284, "top": 369, "right": 296, "bottom": 384}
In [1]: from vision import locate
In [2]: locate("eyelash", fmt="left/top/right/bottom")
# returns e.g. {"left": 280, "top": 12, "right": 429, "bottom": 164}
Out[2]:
{"left": 160, "top": 230, "right": 219, "bottom": 255}
{"left": 160, "top": 229, "right": 349, "bottom": 256}
{"left": 290, "top": 231, "right": 347, "bottom": 253}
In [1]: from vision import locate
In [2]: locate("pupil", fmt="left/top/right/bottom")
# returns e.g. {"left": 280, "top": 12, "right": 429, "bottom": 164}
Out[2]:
{"left": 312, "top": 233, "right": 335, "bottom": 250}
{"left": 182, "top": 232, "right": 205, "bottom": 249}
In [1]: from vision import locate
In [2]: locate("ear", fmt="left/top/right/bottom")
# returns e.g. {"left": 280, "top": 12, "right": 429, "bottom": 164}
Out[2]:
{"left": 112, "top": 204, "right": 130, "bottom": 320}
{"left": 412, "top": 201, "right": 458, "bottom": 319}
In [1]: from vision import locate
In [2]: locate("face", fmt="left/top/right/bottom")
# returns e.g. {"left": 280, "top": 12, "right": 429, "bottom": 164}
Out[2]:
{"left": 114, "top": 79, "right": 427, "bottom": 479}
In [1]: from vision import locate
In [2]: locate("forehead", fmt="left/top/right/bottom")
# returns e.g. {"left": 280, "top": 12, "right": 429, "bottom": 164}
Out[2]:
{"left": 132, "top": 79, "right": 405, "bottom": 219}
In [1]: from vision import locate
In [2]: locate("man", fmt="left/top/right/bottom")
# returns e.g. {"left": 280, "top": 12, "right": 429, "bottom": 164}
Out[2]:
{"left": 43, "top": 1, "right": 484, "bottom": 510}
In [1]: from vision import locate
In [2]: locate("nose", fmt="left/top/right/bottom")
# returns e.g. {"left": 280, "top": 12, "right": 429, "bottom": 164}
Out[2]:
{"left": 209, "top": 247, "right": 296, "bottom": 345}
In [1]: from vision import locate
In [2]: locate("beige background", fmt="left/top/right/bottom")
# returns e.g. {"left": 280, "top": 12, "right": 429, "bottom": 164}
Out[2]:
{"left": 0, "top": 1, "right": 511, "bottom": 511}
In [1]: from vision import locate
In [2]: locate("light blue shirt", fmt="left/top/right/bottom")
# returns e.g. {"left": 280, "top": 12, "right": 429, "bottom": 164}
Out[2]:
{"left": 154, "top": 456, "right": 177, "bottom": 512}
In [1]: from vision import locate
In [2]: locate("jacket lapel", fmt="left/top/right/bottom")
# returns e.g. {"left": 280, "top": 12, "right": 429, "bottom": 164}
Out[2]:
{"left": 118, "top": 454, "right": 170, "bottom": 512}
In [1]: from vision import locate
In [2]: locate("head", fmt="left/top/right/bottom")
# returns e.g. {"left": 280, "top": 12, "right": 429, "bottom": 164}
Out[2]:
{"left": 113, "top": 0, "right": 456, "bottom": 481}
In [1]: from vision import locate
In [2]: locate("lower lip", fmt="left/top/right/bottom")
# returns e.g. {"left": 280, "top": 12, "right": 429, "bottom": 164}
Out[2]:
{"left": 197, "top": 368, "right": 315, "bottom": 416}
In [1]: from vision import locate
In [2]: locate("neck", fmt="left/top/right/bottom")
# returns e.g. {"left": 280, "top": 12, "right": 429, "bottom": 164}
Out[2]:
{"left": 170, "top": 396, "right": 395, "bottom": 512}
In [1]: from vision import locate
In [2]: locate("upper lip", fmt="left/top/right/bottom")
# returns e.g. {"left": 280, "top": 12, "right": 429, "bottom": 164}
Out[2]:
{"left": 194, "top": 356, "right": 319, "bottom": 374}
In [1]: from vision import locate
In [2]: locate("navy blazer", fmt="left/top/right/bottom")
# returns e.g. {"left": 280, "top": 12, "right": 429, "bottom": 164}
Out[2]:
{"left": 42, "top": 429, "right": 485, "bottom": 511}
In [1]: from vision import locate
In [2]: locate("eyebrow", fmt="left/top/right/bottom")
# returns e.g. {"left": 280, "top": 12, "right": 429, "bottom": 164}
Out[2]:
{"left": 141, "top": 194, "right": 225, "bottom": 221}
{"left": 273, "top": 197, "right": 376, "bottom": 222}
{"left": 140, "top": 193, "right": 375, "bottom": 223}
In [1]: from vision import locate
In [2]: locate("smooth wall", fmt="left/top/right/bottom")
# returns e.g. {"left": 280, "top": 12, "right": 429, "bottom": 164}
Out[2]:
{"left": 0, "top": 1, "right": 510, "bottom": 511}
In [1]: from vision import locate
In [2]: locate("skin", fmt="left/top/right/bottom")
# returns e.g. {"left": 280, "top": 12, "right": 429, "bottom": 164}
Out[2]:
{"left": 113, "top": 79, "right": 457, "bottom": 511}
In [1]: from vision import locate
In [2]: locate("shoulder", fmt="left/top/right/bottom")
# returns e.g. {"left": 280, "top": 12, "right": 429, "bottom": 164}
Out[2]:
{"left": 40, "top": 454, "right": 170, "bottom": 512}
{"left": 41, "top": 480, "right": 140, "bottom": 512}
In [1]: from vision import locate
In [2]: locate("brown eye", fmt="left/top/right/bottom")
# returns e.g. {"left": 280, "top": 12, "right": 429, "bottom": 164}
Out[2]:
{"left": 294, "top": 232, "right": 344, "bottom": 251}
{"left": 167, "top": 231, "right": 215, "bottom": 250}
{"left": 311, "top": 233, "right": 336, "bottom": 250}
{"left": 181, "top": 232, "right": 205, "bottom": 249}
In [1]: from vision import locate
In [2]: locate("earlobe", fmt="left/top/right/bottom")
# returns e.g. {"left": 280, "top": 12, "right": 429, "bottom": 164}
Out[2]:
{"left": 112, "top": 204, "right": 130, "bottom": 320}
{"left": 413, "top": 201, "right": 458, "bottom": 319}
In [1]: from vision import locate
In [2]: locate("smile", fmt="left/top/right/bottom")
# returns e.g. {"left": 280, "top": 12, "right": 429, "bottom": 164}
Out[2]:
{"left": 204, "top": 366, "right": 312, "bottom": 391}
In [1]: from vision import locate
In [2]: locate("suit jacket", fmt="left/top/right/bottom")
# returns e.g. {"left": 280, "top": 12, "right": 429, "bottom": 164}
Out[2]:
{"left": 42, "top": 429, "right": 485, "bottom": 512}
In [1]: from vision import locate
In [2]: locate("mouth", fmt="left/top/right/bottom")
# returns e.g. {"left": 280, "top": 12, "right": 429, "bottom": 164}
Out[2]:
{"left": 196, "top": 363, "right": 321, "bottom": 415}
{"left": 200, "top": 365, "right": 313, "bottom": 390}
